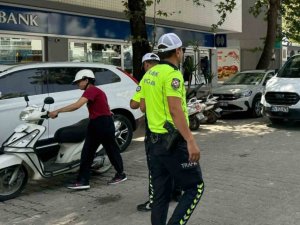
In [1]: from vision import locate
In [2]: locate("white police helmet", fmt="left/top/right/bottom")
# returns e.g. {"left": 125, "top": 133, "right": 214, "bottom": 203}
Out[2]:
{"left": 73, "top": 69, "right": 95, "bottom": 83}
{"left": 142, "top": 53, "right": 160, "bottom": 63}
{"left": 157, "top": 33, "right": 182, "bottom": 52}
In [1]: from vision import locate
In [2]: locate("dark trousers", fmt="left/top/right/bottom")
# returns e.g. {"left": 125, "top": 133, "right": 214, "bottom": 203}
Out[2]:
{"left": 78, "top": 116, "right": 124, "bottom": 183}
{"left": 148, "top": 136, "right": 204, "bottom": 225}
{"left": 145, "top": 136, "right": 182, "bottom": 205}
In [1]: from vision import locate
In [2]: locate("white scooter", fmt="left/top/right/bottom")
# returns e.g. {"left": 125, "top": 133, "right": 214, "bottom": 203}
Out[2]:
{"left": 0, "top": 96, "right": 111, "bottom": 201}
{"left": 201, "top": 94, "right": 222, "bottom": 124}
{"left": 187, "top": 97, "right": 205, "bottom": 131}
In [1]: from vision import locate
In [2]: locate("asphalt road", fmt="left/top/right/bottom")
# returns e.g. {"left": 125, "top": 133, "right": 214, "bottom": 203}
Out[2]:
{"left": 1, "top": 115, "right": 300, "bottom": 225}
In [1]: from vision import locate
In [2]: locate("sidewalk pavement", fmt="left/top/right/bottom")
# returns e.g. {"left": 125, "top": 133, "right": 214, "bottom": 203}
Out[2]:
{"left": 1, "top": 117, "right": 300, "bottom": 225}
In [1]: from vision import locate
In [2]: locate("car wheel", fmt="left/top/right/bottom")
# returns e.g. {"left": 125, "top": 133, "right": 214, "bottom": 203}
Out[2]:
{"left": 114, "top": 114, "right": 133, "bottom": 152}
{"left": 251, "top": 96, "right": 262, "bottom": 118}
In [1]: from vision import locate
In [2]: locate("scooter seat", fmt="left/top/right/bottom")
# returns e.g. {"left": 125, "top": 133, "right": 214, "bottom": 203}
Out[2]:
{"left": 54, "top": 118, "right": 89, "bottom": 143}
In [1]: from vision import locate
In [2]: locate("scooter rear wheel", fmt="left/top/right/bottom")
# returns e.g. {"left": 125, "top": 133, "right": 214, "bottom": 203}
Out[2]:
{"left": 0, "top": 165, "right": 28, "bottom": 201}
{"left": 91, "top": 148, "right": 112, "bottom": 174}
{"left": 205, "top": 110, "right": 218, "bottom": 124}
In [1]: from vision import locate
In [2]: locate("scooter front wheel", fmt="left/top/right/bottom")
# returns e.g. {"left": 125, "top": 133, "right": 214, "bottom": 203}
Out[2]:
{"left": 0, "top": 165, "right": 28, "bottom": 201}
{"left": 189, "top": 116, "right": 200, "bottom": 131}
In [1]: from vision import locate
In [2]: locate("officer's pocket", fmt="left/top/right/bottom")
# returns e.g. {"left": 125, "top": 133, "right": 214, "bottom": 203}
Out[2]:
{"left": 149, "top": 138, "right": 170, "bottom": 156}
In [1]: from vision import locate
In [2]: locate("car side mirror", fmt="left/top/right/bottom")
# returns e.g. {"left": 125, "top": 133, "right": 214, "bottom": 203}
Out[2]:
{"left": 44, "top": 97, "right": 54, "bottom": 105}
{"left": 263, "top": 74, "right": 274, "bottom": 86}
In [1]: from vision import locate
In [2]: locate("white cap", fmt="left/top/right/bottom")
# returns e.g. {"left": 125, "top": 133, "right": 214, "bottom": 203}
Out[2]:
{"left": 157, "top": 33, "right": 182, "bottom": 52}
{"left": 73, "top": 69, "right": 95, "bottom": 83}
{"left": 142, "top": 53, "right": 160, "bottom": 63}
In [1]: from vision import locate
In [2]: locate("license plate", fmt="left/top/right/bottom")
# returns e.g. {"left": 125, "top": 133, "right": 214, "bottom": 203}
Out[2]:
{"left": 271, "top": 106, "right": 289, "bottom": 113}
{"left": 219, "top": 102, "right": 228, "bottom": 107}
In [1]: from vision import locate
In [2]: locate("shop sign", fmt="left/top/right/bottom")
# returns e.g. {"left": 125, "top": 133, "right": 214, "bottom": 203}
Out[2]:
{"left": 215, "top": 34, "right": 227, "bottom": 48}
{"left": 0, "top": 4, "right": 214, "bottom": 47}
{"left": 0, "top": 11, "right": 38, "bottom": 26}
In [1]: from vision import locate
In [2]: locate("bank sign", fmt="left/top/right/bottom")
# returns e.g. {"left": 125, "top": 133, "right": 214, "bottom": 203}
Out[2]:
{"left": 0, "top": 5, "right": 214, "bottom": 47}
{"left": 0, "top": 11, "right": 39, "bottom": 26}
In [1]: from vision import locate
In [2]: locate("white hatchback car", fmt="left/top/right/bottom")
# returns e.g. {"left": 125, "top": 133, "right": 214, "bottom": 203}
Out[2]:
{"left": 212, "top": 70, "right": 275, "bottom": 117}
{"left": 0, "top": 62, "right": 143, "bottom": 152}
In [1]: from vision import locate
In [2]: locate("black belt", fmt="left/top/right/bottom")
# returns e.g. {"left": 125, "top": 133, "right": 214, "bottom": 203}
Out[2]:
{"left": 149, "top": 131, "right": 184, "bottom": 144}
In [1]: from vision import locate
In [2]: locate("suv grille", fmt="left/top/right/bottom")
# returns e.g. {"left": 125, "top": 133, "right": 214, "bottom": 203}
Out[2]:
{"left": 265, "top": 92, "right": 300, "bottom": 105}
{"left": 213, "top": 94, "right": 239, "bottom": 101}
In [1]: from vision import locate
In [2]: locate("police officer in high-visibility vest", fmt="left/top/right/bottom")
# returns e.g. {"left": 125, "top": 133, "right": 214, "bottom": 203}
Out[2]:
{"left": 139, "top": 33, "right": 204, "bottom": 225}
{"left": 130, "top": 53, "right": 182, "bottom": 212}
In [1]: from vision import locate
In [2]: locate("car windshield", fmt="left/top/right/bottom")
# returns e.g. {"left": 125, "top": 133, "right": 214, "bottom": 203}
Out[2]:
{"left": 277, "top": 55, "right": 300, "bottom": 78}
{"left": 223, "top": 72, "right": 265, "bottom": 85}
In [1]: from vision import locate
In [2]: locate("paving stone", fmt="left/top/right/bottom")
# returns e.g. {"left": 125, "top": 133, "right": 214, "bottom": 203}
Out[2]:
{"left": 1, "top": 117, "right": 300, "bottom": 225}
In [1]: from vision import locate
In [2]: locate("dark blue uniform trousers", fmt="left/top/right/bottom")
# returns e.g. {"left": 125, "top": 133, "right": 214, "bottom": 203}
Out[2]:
{"left": 148, "top": 136, "right": 204, "bottom": 225}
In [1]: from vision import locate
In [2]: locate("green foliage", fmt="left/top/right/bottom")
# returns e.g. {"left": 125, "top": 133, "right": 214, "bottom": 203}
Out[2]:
{"left": 249, "top": 0, "right": 269, "bottom": 18}
{"left": 282, "top": 0, "right": 300, "bottom": 43}
{"left": 248, "top": 0, "right": 300, "bottom": 44}
{"left": 211, "top": 0, "right": 237, "bottom": 31}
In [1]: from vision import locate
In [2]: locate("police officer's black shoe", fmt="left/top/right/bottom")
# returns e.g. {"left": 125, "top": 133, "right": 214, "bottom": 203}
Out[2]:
{"left": 137, "top": 201, "right": 152, "bottom": 212}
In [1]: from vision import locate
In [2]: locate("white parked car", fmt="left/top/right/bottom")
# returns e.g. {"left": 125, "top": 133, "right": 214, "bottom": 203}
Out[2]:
{"left": 0, "top": 64, "right": 14, "bottom": 73}
{"left": 0, "top": 62, "right": 143, "bottom": 151}
{"left": 261, "top": 54, "right": 300, "bottom": 124}
{"left": 213, "top": 70, "right": 275, "bottom": 117}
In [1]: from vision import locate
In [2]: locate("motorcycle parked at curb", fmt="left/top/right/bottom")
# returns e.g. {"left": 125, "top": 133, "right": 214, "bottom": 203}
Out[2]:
{"left": 200, "top": 94, "right": 222, "bottom": 124}
{"left": 0, "top": 96, "right": 112, "bottom": 201}
{"left": 187, "top": 97, "right": 205, "bottom": 131}
{"left": 186, "top": 83, "right": 222, "bottom": 130}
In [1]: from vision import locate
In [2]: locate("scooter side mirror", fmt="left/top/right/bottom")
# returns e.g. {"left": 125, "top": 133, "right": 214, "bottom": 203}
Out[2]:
{"left": 44, "top": 97, "right": 54, "bottom": 105}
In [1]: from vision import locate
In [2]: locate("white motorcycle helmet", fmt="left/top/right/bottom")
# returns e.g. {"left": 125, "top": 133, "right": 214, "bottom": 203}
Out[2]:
{"left": 72, "top": 69, "right": 95, "bottom": 84}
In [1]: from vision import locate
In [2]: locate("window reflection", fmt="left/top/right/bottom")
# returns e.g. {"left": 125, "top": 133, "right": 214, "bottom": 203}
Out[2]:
{"left": 0, "top": 37, "right": 43, "bottom": 65}
{"left": 69, "top": 41, "right": 122, "bottom": 67}
{"left": 123, "top": 44, "right": 133, "bottom": 74}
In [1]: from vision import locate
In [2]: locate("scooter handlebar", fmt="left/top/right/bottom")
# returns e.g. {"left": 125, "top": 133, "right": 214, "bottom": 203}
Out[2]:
{"left": 41, "top": 111, "right": 50, "bottom": 119}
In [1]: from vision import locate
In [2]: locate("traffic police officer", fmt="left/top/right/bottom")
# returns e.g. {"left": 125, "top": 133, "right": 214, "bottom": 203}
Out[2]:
{"left": 130, "top": 53, "right": 160, "bottom": 211}
{"left": 131, "top": 53, "right": 182, "bottom": 212}
{"left": 139, "top": 33, "right": 204, "bottom": 225}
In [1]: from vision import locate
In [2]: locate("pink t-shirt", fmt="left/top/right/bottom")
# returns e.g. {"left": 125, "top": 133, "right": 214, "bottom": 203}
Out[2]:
{"left": 82, "top": 86, "right": 112, "bottom": 119}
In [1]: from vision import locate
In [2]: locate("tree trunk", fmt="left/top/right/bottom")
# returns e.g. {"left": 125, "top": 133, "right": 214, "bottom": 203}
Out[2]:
{"left": 256, "top": 0, "right": 280, "bottom": 69}
{"left": 128, "top": 0, "right": 151, "bottom": 81}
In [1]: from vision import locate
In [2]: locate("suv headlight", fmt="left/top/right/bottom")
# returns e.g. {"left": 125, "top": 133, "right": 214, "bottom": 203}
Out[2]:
{"left": 237, "top": 90, "right": 252, "bottom": 98}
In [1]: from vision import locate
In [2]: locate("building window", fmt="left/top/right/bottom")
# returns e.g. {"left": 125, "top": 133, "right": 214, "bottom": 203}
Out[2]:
{"left": 0, "top": 35, "right": 43, "bottom": 65}
{"left": 69, "top": 41, "right": 122, "bottom": 67}
{"left": 123, "top": 44, "right": 133, "bottom": 74}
